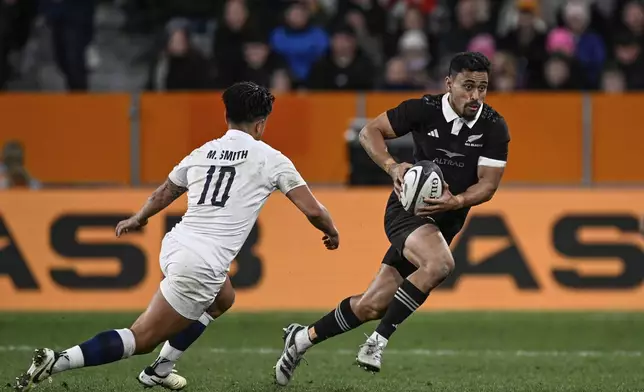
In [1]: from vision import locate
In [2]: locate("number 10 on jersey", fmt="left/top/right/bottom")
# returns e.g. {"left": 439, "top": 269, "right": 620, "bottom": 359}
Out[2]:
{"left": 198, "top": 165, "right": 236, "bottom": 207}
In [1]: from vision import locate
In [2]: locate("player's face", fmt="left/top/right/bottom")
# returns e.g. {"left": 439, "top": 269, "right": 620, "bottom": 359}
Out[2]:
{"left": 445, "top": 71, "right": 488, "bottom": 121}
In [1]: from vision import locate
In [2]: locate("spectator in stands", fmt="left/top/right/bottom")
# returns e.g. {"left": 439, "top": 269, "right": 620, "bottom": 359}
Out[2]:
{"left": 383, "top": 6, "right": 438, "bottom": 72}
{"left": 344, "top": 9, "right": 383, "bottom": 67}
{"left": 40, "top": 0, "right": 95, "bottom": 91}
{"left": 385, "top": 0, "right": 438, "bottom": 16}
{"left": 600, "top": 64, "right": 627, "bottom": 93}
{"left": 533, "top": 27, "right": 584, "bottom": 89}
{"left": 335, "top": 0, "right": 387, "bottom": 41}
{"left": 271, "top": 68, "right": 292, "bottom": 93}
{"left": 440, "top": 0, "right": 485, "bottom": 56}
{"left": 397, "top": 29, "right": 432, "bottom": 89}
{"left": 612, "top": 31, "right": 644, "bottom": 89}
{"left": 212, "top": 0, "right": 255, "bottom": 87}
{"left": 239, "top": 35, "right": 289, "bottom": 89}
{"left": 308, "top": 24, "right": 374, "bottom": 90}
{"left": 539, "top": 52, "right": 579, "bottom": 90}
{"left": 562, "top": 0, "right": 606, "bottom": 89}
{"left": 300, "top": 0, "right": 331, "bottom": 26}
{"left": 0, "top": 0, "right": 38, "bottom": 90}
{"left": 147, "top": 19, "right": 212, "bottom": 91}
{"left": 0, "top": 141, "right": 40, "bottom": 190}
{"left": 0, "top": 0, "right": 13, "bottom": 89}
{"left": 498, "top": 0, "right": 547, "bottom": 89}
{"left": 467, "top": 33, "right": 496, "bottom": 62}
{"left": 490, "top": 51, "right": 518, "bottom": 92}
{"left": 619, "top": 0, "right": 644, "bottom": 42}
{"left": 270, "top": 1, "right": 329, "bottom": 87}
{"left": 380, "top": 56, "right": 418, "bottom": 90}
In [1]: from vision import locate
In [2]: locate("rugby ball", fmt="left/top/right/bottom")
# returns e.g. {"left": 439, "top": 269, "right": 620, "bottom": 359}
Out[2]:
{"left": 400, "top": 161, "right": 444, "bottom": 214}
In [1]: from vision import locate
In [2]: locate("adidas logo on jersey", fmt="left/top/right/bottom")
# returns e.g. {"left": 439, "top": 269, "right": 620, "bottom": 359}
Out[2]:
{"left": 427, "top": 129, "right": 439, "bottom": 138}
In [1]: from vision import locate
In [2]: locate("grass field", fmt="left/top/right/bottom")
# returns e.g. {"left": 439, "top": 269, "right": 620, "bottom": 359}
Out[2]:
{"left": 1, "top": 312, "right": 643, "bottom": 392}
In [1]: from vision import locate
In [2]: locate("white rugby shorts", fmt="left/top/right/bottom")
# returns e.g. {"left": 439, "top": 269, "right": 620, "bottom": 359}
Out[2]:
{"left": 159, "top": 233, "right": 227, "bottom": 320}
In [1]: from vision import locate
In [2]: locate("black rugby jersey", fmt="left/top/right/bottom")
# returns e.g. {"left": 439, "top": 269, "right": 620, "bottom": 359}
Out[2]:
{"left": 386, "top": 93, "right": 510, "bottom": 197}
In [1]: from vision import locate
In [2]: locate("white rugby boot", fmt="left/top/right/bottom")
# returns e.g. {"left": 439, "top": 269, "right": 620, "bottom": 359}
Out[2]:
{"left": 274, "top": 323, "right": 308, "bottom": 386}
{"left": 14, "top": 348, "right": 58, "bottom": 391}
{"left": 356, "top": 334, "right": 386, "bottom": 373}
{"left": 137, "top": 365, "right": 187, "bottom": 390}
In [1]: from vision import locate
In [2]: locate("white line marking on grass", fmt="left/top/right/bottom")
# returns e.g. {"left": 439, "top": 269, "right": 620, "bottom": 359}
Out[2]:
{"left": 208, "top": 348, "right": 643, "bottom": 358}
{"left": 2, "top": 346, "right": 640, "bottom": 358}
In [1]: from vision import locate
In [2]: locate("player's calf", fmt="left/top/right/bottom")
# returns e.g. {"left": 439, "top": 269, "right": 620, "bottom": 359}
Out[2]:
{"left": 358, "top": 225, "right": 453, "bottom": 372}
{"left": 15, "top": 291, "right": 193, "bottom": 391}
{"left": 140, "top": 278, "right": 235, "bottom": 384}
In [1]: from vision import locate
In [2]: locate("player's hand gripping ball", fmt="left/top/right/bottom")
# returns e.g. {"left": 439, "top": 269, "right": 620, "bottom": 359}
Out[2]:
{"left": 399, "top": 160, "right": 444, "bottom": 215}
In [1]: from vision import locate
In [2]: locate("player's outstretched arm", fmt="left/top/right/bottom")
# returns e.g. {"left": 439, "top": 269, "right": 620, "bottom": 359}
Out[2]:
{"left": 359, "top": 113, "right": 412, "bottom": 196}
{"left": 285, "top": 185, "right": 339, "bottom": 250}
{"left": 115, "top": 178, "right": 187, "bottom": 237}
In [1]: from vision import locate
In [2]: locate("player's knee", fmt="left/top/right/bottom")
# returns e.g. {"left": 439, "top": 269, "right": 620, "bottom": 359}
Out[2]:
{"left": 208, "top": 288, "right": 235, "bottom": 319}
{"left": 354, "top": 295, "right": 387, "bottom": 321}
{"left": 419, "top": 253, "right": 454, "bottom": 283}
{"left": 217, "top": 290, "right": 235, "bottom": 316}
{"left": 410, "top": 247, "right": 454, "bottom": 285}
{"left": 437, "top": 253, "right": 455, "bottom": 280}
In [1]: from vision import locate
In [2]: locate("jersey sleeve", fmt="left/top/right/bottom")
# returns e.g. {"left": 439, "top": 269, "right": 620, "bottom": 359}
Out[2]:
{"left": 268, "top": 153, "right": 307, "bottom": 194}
{"left": 478, "top": 118, "right": 510, "bottom": 168}
{"left": 168, "top": 152, "right": 194, "bottom": 188}
{"left": 385, "top": 98, "right": 429, "bottom": 137}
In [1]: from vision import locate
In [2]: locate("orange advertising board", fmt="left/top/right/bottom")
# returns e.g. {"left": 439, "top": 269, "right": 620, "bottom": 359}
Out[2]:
{"left": 0, "top": 94, "right": 132, "bottom": 184}
{"left": 139, "top": 93, "right": 355, "bottom": 185}
{"left": 2, "top": 93, "right": 644, "bottom": 185}
{"left": 0, "top": 188, "right": 642, "bottom": 312}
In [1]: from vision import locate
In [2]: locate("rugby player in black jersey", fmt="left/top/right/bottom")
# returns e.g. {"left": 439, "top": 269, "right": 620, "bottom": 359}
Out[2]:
{"left": 275, "top": 52, "right": 510, "bottom": 385}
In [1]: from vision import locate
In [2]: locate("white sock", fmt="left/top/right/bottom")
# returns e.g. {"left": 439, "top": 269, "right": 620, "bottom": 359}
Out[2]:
{"left": 52, "top": 346, "right": 84, "bottom": 374}
{"left": 116, "top": 328, "right": 137, "bottom": 358}
{"left": 153, "top": 313, "right": 212, "bottom": 377}
{"left": 153, "top": 342, "right": 183, "bottom": 377}
{"left": 369, "top": 331, "right": 388, "bottom": 347}
{"left": 294, "top": 327, "right": 313, "bottom": 353}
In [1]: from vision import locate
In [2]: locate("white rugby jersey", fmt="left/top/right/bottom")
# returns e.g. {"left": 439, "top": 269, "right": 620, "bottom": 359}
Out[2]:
{"left": 167, "top": 129, "right": 306, "bottom": 271}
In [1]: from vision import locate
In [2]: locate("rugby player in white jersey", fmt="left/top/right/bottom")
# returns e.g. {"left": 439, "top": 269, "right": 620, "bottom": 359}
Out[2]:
{"left": 14, "top": 82, "right": 340, "bottom": 392}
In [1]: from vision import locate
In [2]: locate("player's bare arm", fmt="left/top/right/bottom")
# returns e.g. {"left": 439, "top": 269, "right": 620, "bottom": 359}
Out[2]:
{"left": 285, "top": 185, "right": 339, "bottom": 250}
{"left": 115, "top": 178, "right": 187, "bottom": 237}
{"left": 359, "top": 113, "right": 412, "bottom": 196}
{"left": 418, "top": 165, "right": 505, "bottom": 216}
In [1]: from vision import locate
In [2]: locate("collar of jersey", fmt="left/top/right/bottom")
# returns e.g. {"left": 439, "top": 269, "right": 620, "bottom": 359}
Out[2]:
{"left": 225, "top": 129, "right": 255, "bottom": 140}
{"left": 441, "top": 93, "right": 483, "bottom": 129}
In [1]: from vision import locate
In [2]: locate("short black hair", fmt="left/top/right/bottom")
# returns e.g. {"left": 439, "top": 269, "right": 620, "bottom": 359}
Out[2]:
{"left": 222, "top": 82, "right": 275, "bottom": 124}
{"left": 449, "top": 52, "right": 491, "bottom": 77}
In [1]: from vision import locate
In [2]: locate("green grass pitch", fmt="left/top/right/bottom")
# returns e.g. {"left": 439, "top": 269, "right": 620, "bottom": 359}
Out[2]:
{"left": 1, "top": 312, "right": 643, "bottom": 391}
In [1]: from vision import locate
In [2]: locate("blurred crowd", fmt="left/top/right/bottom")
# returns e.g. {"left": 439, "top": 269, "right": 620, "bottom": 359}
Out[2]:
{"left": 1, "top": 0, "right": 643, "bottom": 92}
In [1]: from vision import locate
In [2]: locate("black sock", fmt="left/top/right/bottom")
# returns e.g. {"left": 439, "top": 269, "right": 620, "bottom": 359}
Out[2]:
{"left": 375, "top": 279, "right": 429, "bottom": 340}
{"left": 310, "top": 297, "right": 363, "bottom": 344}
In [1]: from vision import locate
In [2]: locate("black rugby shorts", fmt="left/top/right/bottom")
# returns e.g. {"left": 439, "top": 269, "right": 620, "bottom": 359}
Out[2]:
{"left": 382, "top": 190, "right": 465, "bottom": 279}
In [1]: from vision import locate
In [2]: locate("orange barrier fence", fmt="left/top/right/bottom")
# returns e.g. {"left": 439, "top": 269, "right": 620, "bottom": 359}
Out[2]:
{"left": 0, "top": 188, "right": 642, "bottom": 311}
{"left": 1, "top": 93, "right": 643, "bottom": 184}
{"left": 0, "top": 94, "right": 132, "bottom": 184}
{"left": 140, "top": 93, "right": 355, "bottom": 184}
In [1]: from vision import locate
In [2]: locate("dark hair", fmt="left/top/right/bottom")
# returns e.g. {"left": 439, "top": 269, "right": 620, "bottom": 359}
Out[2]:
{"left": 449, "top": 52, "right": 491, "bottom": 77}
{"left": 222, "top": 82, "right": 275, "bottom": 124}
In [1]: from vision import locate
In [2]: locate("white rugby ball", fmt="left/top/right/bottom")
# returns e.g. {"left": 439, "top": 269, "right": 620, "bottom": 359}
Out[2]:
{"left": 400, "top": 160, "right": 444, "bottom": 215}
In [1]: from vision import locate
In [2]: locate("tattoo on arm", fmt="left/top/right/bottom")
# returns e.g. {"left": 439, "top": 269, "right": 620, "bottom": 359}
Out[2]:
{"left": 164, "top": 179, "right": 187, "bottom": 201}
{"left": 134, "top": 179, "right": 187, "bottom": 221}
